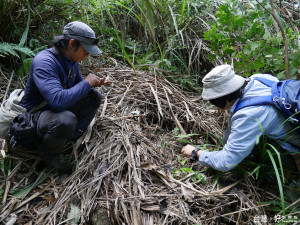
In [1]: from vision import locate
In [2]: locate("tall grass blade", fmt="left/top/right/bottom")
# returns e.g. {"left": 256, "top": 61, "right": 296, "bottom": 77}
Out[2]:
{"left": 170, "top": 50, "right": 188, "bottom": 71}
{"left": 266, "top": 149, "right": 286, "bottom": 215}
{"left": 144, "top": 0, "right": 156, "bottom": 36}
{"left": 12, "top": 172, "right": 50, "bottom": 198}
{"left": 19, "top": 3, "right": 30, "bottom": 47}
{"left": 168, "top": 5, "right": 184, "bottom": 45}
{"left": 268, "top": 144, "right": 286, "bottom": 184}
{"left": 180, "top": 0, "right": 188, "bottom": 24}
{"left": 208, "top": 132, "right": 225, "bottom": 146}
{"left": 248, "top": 165, "right": 261, "bottom": 179}
{"left": 168, "top": 5, "right": 180, "bottom": 43}
{"left": 135, "top": 0, "right": 156, "bottom": 43}
{"left": 115, "top": 1, "right": 145, "bottom": 27}
{"left": 106, "top": 9, "right": 135, "bottom": 71}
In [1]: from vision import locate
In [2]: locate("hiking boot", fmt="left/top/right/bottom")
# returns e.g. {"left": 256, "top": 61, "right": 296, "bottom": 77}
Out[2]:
{"left": 47, "top": 158, "right": 73, "bottom": 175}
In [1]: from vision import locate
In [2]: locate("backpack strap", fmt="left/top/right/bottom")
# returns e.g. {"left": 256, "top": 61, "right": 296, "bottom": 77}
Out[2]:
{"left": 233, "top": 95, "right": 274, "bottom": 113}
{"left": 252, "top": 77, "right": 274, "bottom": 87}
{"left": 234, "top": 78, "right": 298, "bottom": 123}
{"left": 28, "top": 100, "right": 47, "bottom": 113}
{"left": 233, "top": 77, "right": 276, "bottom": 114}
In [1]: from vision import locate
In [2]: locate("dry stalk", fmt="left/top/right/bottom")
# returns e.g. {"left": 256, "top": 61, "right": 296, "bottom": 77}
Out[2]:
{"left": 0, "top": 57, "right": 286, "bottom": 224}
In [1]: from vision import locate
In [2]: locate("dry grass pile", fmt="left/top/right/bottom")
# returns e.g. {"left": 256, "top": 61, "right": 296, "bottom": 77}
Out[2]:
{"left": 0, "top": 58, "right": 288, "bottom": 225}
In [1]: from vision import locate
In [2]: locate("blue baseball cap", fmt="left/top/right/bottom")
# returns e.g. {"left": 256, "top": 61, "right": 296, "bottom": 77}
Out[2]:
{"left": 63, "top": 21, "right": 101, "bottom": 56}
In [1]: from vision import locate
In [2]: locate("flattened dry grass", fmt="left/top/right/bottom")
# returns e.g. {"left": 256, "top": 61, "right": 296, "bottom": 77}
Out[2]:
{"left": 0, "top": 57, "right": 291, "bottom": 224}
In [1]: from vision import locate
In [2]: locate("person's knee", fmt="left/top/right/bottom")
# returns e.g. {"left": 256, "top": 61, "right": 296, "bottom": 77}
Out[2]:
{"left": 47, "top": 111, "right": 77, "bottom": 138}
{"left": 88, "top": 89, "right": 102, "bottom": 108}
{"left": 55, "top": 111, "right": 77, "bottom": 137}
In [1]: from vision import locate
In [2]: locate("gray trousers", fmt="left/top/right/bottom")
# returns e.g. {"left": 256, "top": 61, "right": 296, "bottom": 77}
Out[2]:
{"left": 36, "top": 89, "right": 102, "bottom": 162}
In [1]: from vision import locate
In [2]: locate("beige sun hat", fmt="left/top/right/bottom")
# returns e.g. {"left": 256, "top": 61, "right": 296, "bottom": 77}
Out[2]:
{"left": 202, "top": 64, "right": 245, "bottom": 100}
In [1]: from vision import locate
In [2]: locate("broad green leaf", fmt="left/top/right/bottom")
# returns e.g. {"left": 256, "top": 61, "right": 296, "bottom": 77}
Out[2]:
{"left": 249, "top": 42, "right": 259, "bottom": 51}
{"left": 276, "top": 70, "right": 287, "bottom": 80}
{"left": 243, "top": 48, "right": 251, "bottom": 55}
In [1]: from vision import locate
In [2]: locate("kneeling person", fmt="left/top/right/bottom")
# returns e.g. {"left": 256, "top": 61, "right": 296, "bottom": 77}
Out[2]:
{"left": 181, "top": 65, "right": 300, "bottom": 172}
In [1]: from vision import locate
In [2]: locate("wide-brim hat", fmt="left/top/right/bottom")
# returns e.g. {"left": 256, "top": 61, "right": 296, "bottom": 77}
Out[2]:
{"left": 202, "top": 64, "right": 245, "bottom": 100}
{"left": 63, "top": 21, "right": 102, "bottom": 56}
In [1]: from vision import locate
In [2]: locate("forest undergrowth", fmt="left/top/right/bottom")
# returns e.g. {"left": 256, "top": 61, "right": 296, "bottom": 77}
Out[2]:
{"left": 1, "top": 57, "right": 299, "bottom": 224}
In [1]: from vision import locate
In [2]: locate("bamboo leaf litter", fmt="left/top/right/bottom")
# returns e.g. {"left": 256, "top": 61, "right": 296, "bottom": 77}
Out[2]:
{"left": 0, "top": 57, "right": 288, "bottom": 224}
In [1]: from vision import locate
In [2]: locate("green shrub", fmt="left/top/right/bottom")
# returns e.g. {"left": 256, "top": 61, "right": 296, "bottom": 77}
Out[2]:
{"left": 203, "top": 0, "right": 299, "bottom": 79}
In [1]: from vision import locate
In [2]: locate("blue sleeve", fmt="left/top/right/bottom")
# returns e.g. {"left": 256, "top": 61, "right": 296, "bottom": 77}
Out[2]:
{"left": 32, "top": 57, "right": 91, "bottom": 111}
{"left": 199, "top": 107, "right": 265, "bottom": 171}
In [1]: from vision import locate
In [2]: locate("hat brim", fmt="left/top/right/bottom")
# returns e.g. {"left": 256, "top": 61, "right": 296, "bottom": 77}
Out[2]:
{"left": 81, "top": 42, "right": 102, "bottom": 56}
{"left": 202, "top": 75, "right": 245, "bottom": 100}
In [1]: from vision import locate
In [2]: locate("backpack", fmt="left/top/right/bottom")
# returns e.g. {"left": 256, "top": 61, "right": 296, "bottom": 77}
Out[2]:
{"left": 233, "top": 77, "right": 300, "bottom": 134}
{"left": 8, "top": 110, "right": 41, "bottom": 147}
{"left": 0, "top": 89, "right": 27, "bottom": 139}
{"left": 0, "top": 89, "right": 47, "bottom": 141}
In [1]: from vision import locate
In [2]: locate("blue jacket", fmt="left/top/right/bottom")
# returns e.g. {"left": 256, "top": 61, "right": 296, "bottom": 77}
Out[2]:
{"left": 21, "top": 48, "right": 91, "bottom": 112}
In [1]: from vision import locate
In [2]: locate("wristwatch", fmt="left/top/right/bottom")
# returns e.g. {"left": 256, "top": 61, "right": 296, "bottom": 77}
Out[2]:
{"left": 191, "top": 147, "right": 201, "bottom": 161}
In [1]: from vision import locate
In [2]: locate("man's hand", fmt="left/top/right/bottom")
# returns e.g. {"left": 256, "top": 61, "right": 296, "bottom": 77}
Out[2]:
{"left": 85, "top": 73, "right": 111, "bottom": 87}
{"left": 181, "top": 144, "right": 202, "bottom": 159}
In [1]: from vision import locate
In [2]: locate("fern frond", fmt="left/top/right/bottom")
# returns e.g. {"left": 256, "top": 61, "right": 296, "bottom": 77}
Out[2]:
{"left": 0, "top": 42, "right": 35, "bottom": 58}
{"left": 16, "top": 46, "right": 35, "bottom": 57}
{"left": 0, "top": 43, "right": 19, "bottom": 58}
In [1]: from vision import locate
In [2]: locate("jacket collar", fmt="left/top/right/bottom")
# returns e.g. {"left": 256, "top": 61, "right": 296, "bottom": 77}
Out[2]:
{"left": 51, "top": 47, "right": 76, "bottom": 72}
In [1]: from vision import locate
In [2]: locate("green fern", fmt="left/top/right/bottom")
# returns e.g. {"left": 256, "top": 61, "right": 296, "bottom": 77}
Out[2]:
{"left": 0, "top": 42, "right": 35, "bottom": 58}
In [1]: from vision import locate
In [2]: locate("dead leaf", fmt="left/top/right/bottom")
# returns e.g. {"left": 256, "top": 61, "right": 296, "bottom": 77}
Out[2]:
{"left": 140, "top": 162, "right": 159, "bottom": 170}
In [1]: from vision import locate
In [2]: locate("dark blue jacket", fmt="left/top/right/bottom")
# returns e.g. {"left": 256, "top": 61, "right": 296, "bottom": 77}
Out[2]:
{"left": 21, "top": 48, "right": 91, "bottom": 112}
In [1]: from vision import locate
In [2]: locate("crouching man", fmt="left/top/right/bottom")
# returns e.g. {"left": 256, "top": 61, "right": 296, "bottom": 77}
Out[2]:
{"left": 19, "top": 21, "right": 110, "bottom": 174}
